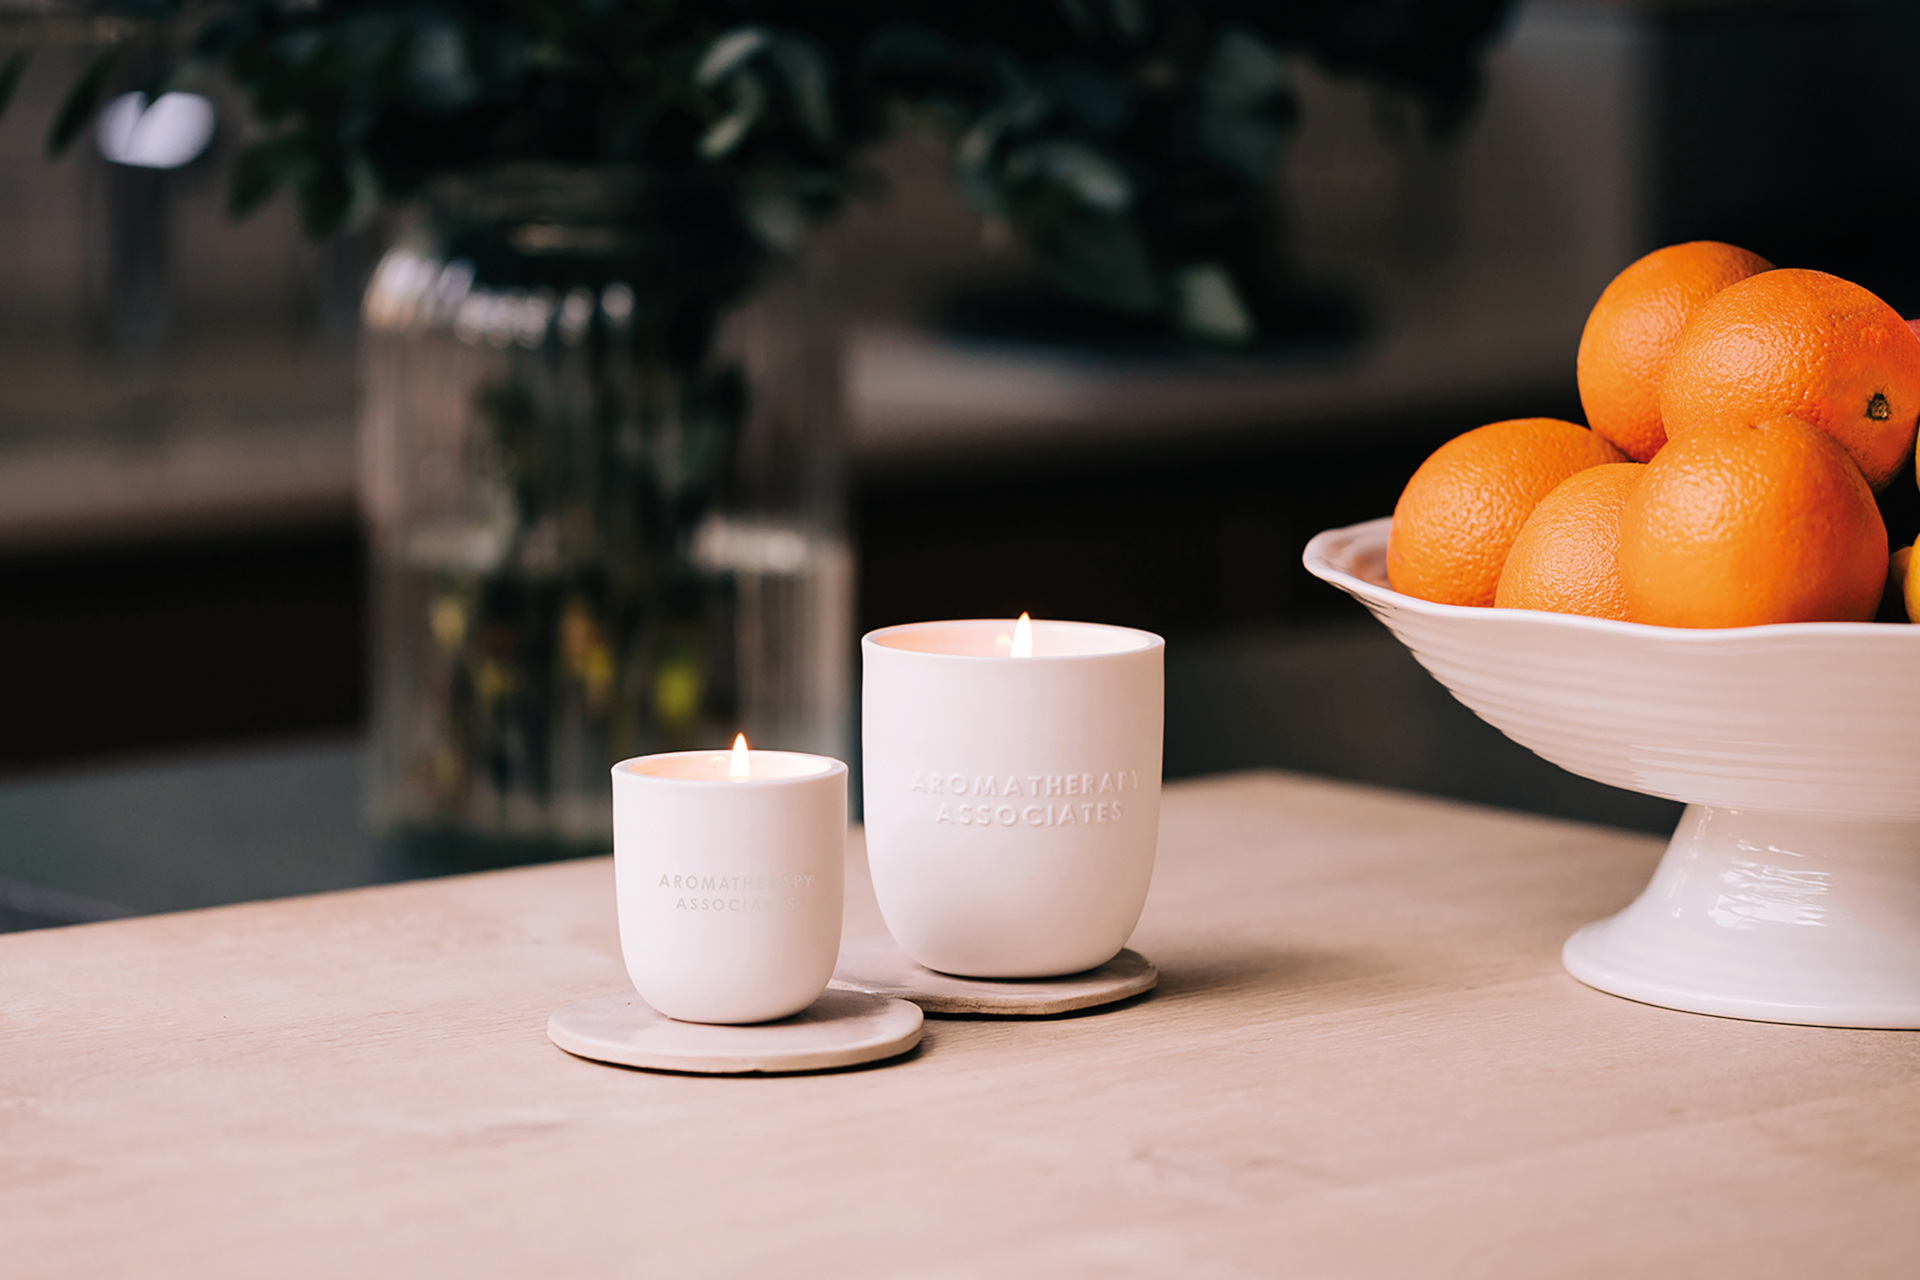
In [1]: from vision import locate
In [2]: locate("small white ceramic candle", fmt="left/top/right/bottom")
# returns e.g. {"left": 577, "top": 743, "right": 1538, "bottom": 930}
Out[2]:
{"left": 612, "top": 740, "right": 846, "bottom": 1024}
{"left": 862, "top": 617, "right": 1164, "bottom": 978}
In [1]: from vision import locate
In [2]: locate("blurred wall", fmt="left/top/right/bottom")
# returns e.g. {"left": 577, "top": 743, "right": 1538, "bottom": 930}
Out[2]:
{"left": 0, "top": 46, "right": 359, "bottom": 544}
{"left": 0, "top": 0, "right": 1910, "bottom": 840}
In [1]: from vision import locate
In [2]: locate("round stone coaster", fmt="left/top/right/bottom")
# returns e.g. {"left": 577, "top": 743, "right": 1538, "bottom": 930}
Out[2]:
{"left": 548, "top": 988, "right": 923, "bottom": 1075}
{"left": 829, "top": 934, "right": 1158, "bottom": 1015}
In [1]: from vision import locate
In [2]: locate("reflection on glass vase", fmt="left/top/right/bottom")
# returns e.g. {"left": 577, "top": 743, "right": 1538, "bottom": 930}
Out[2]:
{"left": 359, "top": 166, "right": 851, "bottom": 862}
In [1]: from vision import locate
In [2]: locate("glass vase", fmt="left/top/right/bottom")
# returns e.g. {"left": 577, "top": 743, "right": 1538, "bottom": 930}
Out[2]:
{"left": 359, "top": 166, "right": 851, "bottom": 862}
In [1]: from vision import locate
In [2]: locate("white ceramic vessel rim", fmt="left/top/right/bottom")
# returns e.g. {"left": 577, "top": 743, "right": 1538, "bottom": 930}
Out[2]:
{"left": 864, "top": 618, "right": 1164, "bottom": 660}
{"left": 1306, "top": 516, "right": 1920, "bottom": 644}
{"left": 616, "top": 750, "right": 846, "bottom": 785}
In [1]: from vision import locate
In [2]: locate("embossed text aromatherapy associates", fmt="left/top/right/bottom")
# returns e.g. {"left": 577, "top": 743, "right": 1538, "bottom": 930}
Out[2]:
{"left": 658, "top": 872, "right": 817, "bottom": 912}
{"left": 910, "top": 768, "right": 1143, "bottom": 827}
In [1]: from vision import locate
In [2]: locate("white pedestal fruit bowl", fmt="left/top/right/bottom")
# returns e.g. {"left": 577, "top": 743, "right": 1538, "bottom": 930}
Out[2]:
{"left": 1305, "top": 516, "right": 1920, "bottom": 1028}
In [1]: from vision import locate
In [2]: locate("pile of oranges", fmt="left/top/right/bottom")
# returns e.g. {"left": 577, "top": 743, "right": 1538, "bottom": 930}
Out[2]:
{"left": 1386, "top": 242, "right": 1920, "bottom": 627}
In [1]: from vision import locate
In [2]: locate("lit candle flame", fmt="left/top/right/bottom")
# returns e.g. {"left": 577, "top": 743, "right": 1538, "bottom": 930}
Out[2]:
{"left": 1011, "top": 612, "right": 1033, "bottom": 659}
{"left": 730, "top": 733, "right": 750, "bottom": 781}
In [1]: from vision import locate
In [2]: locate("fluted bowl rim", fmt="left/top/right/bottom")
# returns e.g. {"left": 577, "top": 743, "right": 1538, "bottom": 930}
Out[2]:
{"left": 1303, "top": 516, "right": 1912, "bottom": 645}
{"left": 1302, "top": 516, "right": 1920, "bottom": 819}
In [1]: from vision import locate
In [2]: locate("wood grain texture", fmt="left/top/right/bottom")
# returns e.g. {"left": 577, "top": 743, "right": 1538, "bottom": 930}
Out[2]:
{"left": 2, "top": 771, "right": 1917, "bottom": 1278}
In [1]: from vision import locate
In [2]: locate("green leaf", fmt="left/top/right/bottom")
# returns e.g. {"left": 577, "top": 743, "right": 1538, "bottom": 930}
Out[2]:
{"left": 295, "top": 161, "right": 354, "bottom": 239}
{"left": 273, "top": 30, "right": 326, "bottom": 69}
{"left": 227, "top": 134, "right": 309, "bottom": 220}
{"left": 408, "top": 18, "right": 482, "bottom": 112}
{"left": 1195, "top": 28, "right": 1296, "bottom": 182}
{"left": 742, "top": 187, "right": 807, "bottom": 252}
{"left": 1042, "top": 60, "right": 1131, "bottom": 136}
{"left": 286, "top": 145, "right": 380, "bottom": 239}
{"left": 769, "top": 37, "right": 835, "bottom": 147}
{"left": 340, "top": 151, "right": 383, "bottom": 233}
{"left": 1054, "top": 0, "right": 1097, "bottom": 41}
{"left": 698, "top": 71, "right": 765, "bottom": 161}
{"left": 47, "top": 47, "right": 123, "bottom": 157}
{"left": 1172, "top": 262, "right": 1254, "bottom": 345}
{"left": 1108, "top": 0, "right": 1149, "bottom": 43}
{"left": 1016, "top": 196, "right": 1158, "bottom": 314}
{"left": 0, "top": 50, "right": 30, "bottom": 122}
{"left": 954, "top": 117, "right": 1008, "bottom": 214}
{"left": 1005, "top": 141, "right": 1132, "bottom": 212}
{"left": 695, "top": 27, "right": 769, "bottom": 88}
{"left": 1205, "top": 30, "right": 1288, "bottom": 104}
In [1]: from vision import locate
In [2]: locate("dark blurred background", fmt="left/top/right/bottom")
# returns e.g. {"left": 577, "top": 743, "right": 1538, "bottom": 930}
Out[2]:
{"left": 5, "top": 0, "right": 1919, "bottom": 927}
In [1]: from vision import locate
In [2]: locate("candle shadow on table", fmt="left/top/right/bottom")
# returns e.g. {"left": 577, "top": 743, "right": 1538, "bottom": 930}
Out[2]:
{"left": 570, "top": 1038, "right": 932, "bottom": 1079}
{"left": 1148, "top": 945, "right": 1382, "bottom": 1004}
{"left": 918, "top": 945, "right": 1377, "bottom": 1021}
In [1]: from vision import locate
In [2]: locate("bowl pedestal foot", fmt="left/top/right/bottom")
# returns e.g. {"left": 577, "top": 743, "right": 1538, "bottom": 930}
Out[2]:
{"left": 1562, "top": 804, "right": 1920, "bottom": 1028}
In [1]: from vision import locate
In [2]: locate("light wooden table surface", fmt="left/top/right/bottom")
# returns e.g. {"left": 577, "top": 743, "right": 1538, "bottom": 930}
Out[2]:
{"left": 4, "top": 771, "right": 1916, "bottom": 1278}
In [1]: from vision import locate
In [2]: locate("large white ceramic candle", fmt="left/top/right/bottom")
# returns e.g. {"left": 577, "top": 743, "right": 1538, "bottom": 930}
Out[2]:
{"left": 613, "top": 740, "right": 846, "bottom": 1024}
{"left": 862, "top": 618, "right": 1164, "bottom": 978}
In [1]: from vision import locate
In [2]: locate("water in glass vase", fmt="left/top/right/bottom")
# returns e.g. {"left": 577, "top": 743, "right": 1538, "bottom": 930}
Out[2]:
{"left": 369, "top": 518, "right": 850, "bottom": 857}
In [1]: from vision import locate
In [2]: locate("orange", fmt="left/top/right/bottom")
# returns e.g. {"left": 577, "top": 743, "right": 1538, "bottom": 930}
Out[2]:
{"left": 1901, "top": 542, "right": 1920, "bottom": 623}
{"left": 1495, "top": 463, "right": 1644, "bottom": 619}
{"left": 1891, "top": 544, "right": 1915, "bottom": 622}
{"left": 1617, "top": 416, "right": 1887, "bottom": 627}
{"left": 1577, "top": 242, "right": 1772, "bottom": 462}
{"left": 1660, "top": 268, "right": 1920, "bottom": 490}
{"left": 1388, "top": 418, "right": 1626, "bottom": 607}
